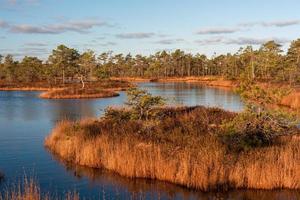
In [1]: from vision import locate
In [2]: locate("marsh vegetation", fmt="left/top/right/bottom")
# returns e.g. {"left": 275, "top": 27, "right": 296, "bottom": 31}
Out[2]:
{"left": 0, "top": 178, "right": 79, "bottom": 200}
{"left": 38, "top": 80, "right": 131, "bottom": 99}
{"left": 45, "top": 88, "right": 300, "bottom": 191}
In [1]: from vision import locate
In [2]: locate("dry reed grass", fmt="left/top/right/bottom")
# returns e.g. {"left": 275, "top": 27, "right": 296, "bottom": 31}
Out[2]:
{"left": 38, "top": 79, "right": 132, "bottom": 99}
{"left": 39, "top": 88, "right": 119, "bottom": 99}
{"left": 0, "top": 178, "right": 79, "bottom": 200}
{"left": 0, "top": 79, "right": 132, "bottom": 93}
{"left": 0, "top": 81, "right": 61, "bottom": 91}
{"left": 112, "top": 76, "right": 237, "bottom": 88}
{"left": 0, "top": 87, "right": 52, "bottom": 91}
{"left": 281, "top": 92, "right": 300, "bottom": 109}
{"left": 110, "top": 77, "right": 153, "bottom": 82}
{"left": 45, "top": 106, "right": 300, "bottom": 191}
{"left": 56, "top": 161, "right": 300, "bottom": 200}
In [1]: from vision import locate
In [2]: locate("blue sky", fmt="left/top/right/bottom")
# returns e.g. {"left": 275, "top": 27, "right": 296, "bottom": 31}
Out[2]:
{"left": 1, "top": 0, "right": 300, "bottom": 60}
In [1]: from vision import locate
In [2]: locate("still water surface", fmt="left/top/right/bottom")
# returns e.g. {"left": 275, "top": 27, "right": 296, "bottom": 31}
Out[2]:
{"left": 0, "top": 82, "right": 298, "bottom": 199}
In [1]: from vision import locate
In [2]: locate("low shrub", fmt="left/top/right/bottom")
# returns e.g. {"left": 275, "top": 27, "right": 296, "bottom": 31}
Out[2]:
{"left": 126, "top": 88, "right": 165, "bottom": 120}
{"left": 104, "top": 107, "right": 132, "bottom": 122}
{"left": 220, "top": 105, "right": 298, "bottom": 152}
{"left": 236, "top": 80, "right": 292, "bottom": 106}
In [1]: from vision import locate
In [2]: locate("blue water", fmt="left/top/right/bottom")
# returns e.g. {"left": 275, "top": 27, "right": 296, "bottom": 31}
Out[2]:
{"left": 0, "top": 82, "right": 298, "bottom": 199}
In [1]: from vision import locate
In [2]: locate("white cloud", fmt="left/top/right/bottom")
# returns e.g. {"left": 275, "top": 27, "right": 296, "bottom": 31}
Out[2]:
{"left": 196, "top": 27, "right": 239, "bottom": 35}
{"left": 195, "top": 37, "right": 224, "bottom": 45}
{"left": 116, "top": 32, "right": 155, "bottom": 39}
{"left": 155, "top": 38, "right": 184, "bottom": 45}
{"left": 23, "top": 42, "right": 48, "bottom": 47}
{"left": 224, "top": 37, "right": 290, "bottom": 45}
{"left": 239, "top": 20, "right": 300, "bottom": 28}
{"left": 6, "top": 0, "right": 39, "bottom": 6}
{"left": 9, "top": 19, "right": 111, "bottom": 34}
{"left": 0, "top": 20, "right": 9, "bottom": 28}
{"left": 195, "top": 37, "right": 290, "bottom": 46}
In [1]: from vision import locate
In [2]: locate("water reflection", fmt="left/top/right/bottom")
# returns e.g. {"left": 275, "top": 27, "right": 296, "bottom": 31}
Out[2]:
{"left": 139, "top": 83, "right": 244, "bottom": 111}
{"left": 54, "top": 155, "right": 300, "bottom": 200}
{"left": 0, "top": 83, "right": 243, "bottom": 123}
{"left": 47, "top": 100, "right": 98, "bottom": 122}
{"left": 0, "top": 82, "right": 274, "bottom": 200}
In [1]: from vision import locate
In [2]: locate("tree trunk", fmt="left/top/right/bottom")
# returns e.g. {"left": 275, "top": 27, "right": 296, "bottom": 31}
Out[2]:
{"left": 62, "top": 68, "right": 65, "bottom": 86}
{"left": 251, "top": 55, "right": 255, "bottom": 80}
{"left": 188, "top": 60, "right": 191, "bottom": 77}
{"left": 181, "top": 59, "right": 184, "bottom": 77}
{"left": 164, "top": 64, "right": 167, "bottom": 78}
{"left": 80, "top": 75, "right": 85, "bottom": 89}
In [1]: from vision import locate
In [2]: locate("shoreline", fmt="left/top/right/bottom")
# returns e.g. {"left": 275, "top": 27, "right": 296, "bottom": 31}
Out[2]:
{"left": 45, "top": 106, "right": 300, "bottom": 192}
{"left": 112, "top": 76, "right": 300, "bottom": 110}
{"left": 0, "top": 80, "right": 133, "bottom": 99}
{"left": 111, "top": 76, "right": 238, "bottom": 89}
{"left": 39, "top": 88, "right": 120, "bottom": 99}
{"left": 0, "top": 87, "right": 54, "bottom": 91}
{"left": 1, "top": 77, "right": 300, "bottom": 109}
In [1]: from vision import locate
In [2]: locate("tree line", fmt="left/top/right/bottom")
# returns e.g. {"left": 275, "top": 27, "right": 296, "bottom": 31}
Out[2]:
{"left": 1, "top": 39, "right": 300, "bottom": 85}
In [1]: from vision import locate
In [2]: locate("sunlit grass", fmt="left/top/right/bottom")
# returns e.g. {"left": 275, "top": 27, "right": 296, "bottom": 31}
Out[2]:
{"left": 39, "top": 88, "right": 119, "bottom": 99}
{"left": 0, "top": 178, "right": 79, "bottom": 200}
{"left": 45, "top": 106, "right": 300, "bottom": 191}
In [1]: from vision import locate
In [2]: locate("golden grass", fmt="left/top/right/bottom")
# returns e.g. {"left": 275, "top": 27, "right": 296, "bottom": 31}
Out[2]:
{"left": 112, "top": 76, "right": 237, "bottom": 88}
{"left": 0, "top": 79, "right": 133, "bottom": 99}
{"left": 0, "top": 87, "right": 52, "bottom": 91}
{"left": 110, "top": 77, "right": 153, "bottom": 82}
{"left": 50, "top": 161, "right": 203, "bottom": 199}
{"left": 1, "top": 179, "right": 42, "bottom": 200}
{"left": 56, "top": 162, "right": 300, "bottom": 200}
{"left": 158, "top": 76, "right": 236, "bottom": 87}
{"left": 39, "top": 80, "right": 132, "bottom": 99}
{"left": 39, "top": 88, "right": 119, "bottom": 99}
{"left": 0, "top": 79, "right": 132, "bottom": 91}
{"left": 0, "top": 178, "right": 79, "bottom": 200}
{"left": 45, "top": 106, "right": 300, "bottom": 191}
{"left": 281, "top": 92, "right": 300, "bottom": 109}
{"left": 0, "top": 81, "right": 58, "bottom": 91}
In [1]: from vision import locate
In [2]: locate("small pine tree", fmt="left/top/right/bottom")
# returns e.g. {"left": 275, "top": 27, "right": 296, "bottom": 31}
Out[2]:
{"left": 126, "top": 88, "right": 165, "bottom": 120}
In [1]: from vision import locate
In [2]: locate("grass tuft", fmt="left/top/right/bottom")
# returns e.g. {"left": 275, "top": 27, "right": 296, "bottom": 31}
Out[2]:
{"left": 0, "top": 178, "right": 79, "bottom": 200}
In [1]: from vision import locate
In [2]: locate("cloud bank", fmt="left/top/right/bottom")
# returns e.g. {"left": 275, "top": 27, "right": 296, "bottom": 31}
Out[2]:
{"left": 240, "top": 20, "right": 300, "bottom": 28}
{"left": 115, "top": 32, "right": 155, "bottom": 39}
{"left": 0, "top": 20, "right": 9, "bottom": 28}
{"left": 155, "top": 38, "right": 184, "bottom": 45}
{"left": 0, "top": 19, "right": 111, "bottom": 34}
{"left": 196, "top": 37, "right": 290, "bottom": 46}
{"left": 196, "top": 28, "right": 239, "bottom": 35}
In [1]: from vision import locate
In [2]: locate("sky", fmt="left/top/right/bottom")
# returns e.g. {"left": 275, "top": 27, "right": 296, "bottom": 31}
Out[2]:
{"left": 1, "top": 0, "right": 300, "bottom": 60}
